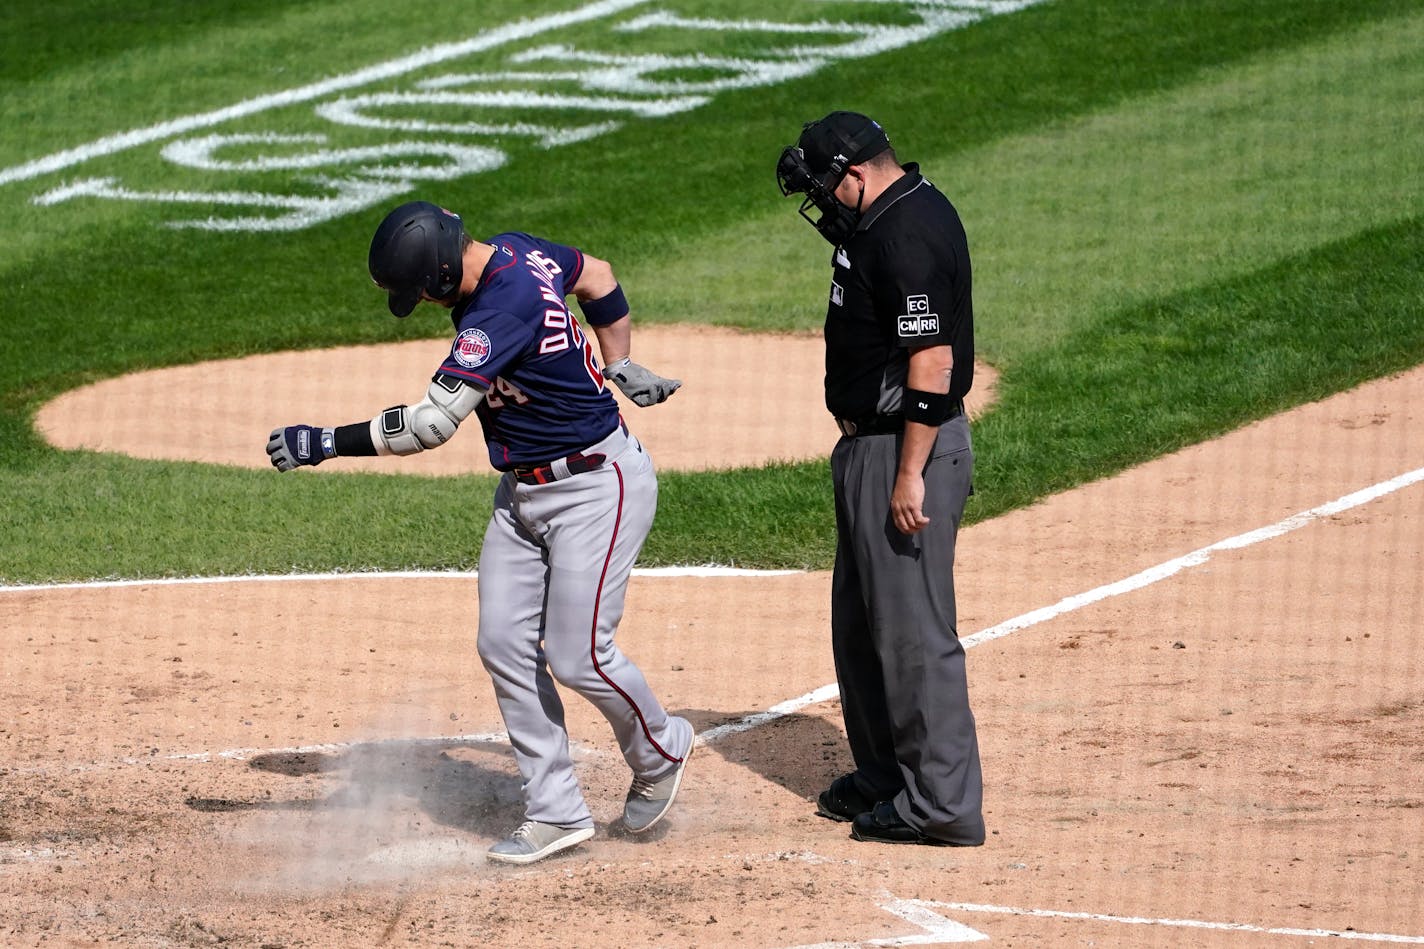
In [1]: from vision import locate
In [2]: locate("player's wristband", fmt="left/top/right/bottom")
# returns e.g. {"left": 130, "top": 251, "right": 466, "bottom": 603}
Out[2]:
{"left": 333, "top": 422, "right": 378, "bottom": 457}
{"left": 903, "top": 388, "right": 953, "bottom": 426}
{"left": 579, "top": 284, "right": 629, "bottom": 326}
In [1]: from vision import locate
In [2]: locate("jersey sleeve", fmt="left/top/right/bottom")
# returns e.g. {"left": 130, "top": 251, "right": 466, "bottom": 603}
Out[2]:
{"left": 514, "top": 233, "right": 584, "bottom": 296}
{"left": 437, "top": 307, "right": 536, "bottom": 390}
{"left": 871, "top": 233, "right": 958, "bottom": 348}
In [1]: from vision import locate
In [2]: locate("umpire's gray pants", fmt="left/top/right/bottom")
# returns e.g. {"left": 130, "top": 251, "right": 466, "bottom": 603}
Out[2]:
{"left": 829, "top": 414, "right": 985, "bottom": 845}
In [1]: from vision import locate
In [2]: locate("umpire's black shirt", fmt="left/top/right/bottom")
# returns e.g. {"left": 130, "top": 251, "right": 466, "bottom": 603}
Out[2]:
{"left": 823, "top": 163, "right": 974, "bottom": 422}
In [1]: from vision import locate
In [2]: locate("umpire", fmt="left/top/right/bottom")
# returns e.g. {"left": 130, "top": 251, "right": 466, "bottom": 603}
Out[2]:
{"left": 776, "top": 111, "right": 984, "bottom": 847}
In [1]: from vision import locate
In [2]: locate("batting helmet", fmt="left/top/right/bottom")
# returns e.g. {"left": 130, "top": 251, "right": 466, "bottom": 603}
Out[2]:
{"left": 368, "top": 201, "right": 465, "bottom": 317}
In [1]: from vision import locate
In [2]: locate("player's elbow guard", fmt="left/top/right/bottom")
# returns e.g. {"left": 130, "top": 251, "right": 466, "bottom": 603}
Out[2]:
{"left": 373, "top": 375, "right": 483, "bottom": 455}
{"left": 372, "top": 402, "right": 456, "bottom": 455}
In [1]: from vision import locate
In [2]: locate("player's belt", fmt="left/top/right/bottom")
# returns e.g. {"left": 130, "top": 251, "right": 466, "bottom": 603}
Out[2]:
{"left": 835, "top": 401, "right": 962, "bottom": 438}
{"left": 511, "top": 450, "right": 608, "bottom": 485}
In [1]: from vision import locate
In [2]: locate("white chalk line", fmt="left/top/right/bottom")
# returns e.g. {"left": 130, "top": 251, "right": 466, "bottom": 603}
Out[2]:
{"left": 923, "top": 900, "right": 1424, "bottom": 944}
{"left": 7, "top": 465, "right": 1421, "bottom": 776}
{"left": 0, "top": 0, "right": 651, "bottom": 188}
{"left": 959, "top": 463, "right": 1424, "bottom": 649}
{"left": 0, "top": 565, "right": 800, "bottom": 595}
{"left": 698, "top": 684, "right": 841, "bottom": 744}
{"left": 786, "top": 893, "right": 1424, "bottom": 947}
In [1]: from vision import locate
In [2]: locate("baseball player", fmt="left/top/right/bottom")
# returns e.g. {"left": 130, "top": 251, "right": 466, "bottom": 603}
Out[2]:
{"left": 266, "top": 200, "right": 694, "bottom": 865}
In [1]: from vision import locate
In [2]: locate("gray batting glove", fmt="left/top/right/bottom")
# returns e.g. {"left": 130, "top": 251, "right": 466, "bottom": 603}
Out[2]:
{"left": 602, "top": 357, "right": 681, "bottom": 406}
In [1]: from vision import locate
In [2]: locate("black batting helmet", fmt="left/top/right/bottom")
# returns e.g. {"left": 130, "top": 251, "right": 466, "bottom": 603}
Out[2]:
{"left": 368, "top": 201, "right": 465, "bottom": 317}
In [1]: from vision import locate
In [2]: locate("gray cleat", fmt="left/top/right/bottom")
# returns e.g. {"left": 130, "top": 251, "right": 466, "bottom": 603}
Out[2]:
{"left": 486, "top": 821, "right": 594, "bottom": 865}
{"left": 623, "top": 717, "right": 695, "bottom": 833}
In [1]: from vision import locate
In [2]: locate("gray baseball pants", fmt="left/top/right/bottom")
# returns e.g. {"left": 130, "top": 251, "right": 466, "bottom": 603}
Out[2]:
{"left": 476, "top": 425, "right": 689, "bottom": 828}
{"left": 829, "top": 414, "right": 985, "bottom": 845}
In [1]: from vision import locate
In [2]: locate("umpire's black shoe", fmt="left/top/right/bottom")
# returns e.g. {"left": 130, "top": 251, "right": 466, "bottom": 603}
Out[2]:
{"left": 851, "top": 801, "right": 973, "bottom": 847}
{"left": 815, "top": 773, "right": 878, "bottom": 823}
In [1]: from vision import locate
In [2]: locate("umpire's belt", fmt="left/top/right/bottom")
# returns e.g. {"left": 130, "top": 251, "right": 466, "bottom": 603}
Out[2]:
{"left": 835, "top": 401, "right": 962, "bottom": 438}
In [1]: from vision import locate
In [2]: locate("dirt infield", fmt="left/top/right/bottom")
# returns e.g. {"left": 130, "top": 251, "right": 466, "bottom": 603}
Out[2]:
{"left": 4, "top": 337, "right": 1423, "bottom": 947}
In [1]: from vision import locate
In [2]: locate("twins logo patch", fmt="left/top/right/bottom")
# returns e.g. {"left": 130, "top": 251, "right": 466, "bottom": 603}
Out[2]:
{"left": 453, "top": 328, "right": 492, "bottom": 368}
{"left": 897, "top": 294, "right": 939, "bottom": 337}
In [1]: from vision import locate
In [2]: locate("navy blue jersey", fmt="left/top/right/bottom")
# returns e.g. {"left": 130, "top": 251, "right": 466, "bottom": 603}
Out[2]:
{"left": 436, "top": 233, "right": 620, "bottom": 468}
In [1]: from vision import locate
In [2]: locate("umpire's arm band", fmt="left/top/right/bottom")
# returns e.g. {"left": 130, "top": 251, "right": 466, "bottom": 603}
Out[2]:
{"left": 578, "top": 284, "right": 629, "bottom": 326}
{"left": 903, "top": 387, "right": 953, "bottom": 426}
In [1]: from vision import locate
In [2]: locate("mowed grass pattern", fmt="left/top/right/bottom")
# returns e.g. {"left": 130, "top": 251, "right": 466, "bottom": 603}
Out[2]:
{"left": 962, "top": 10, "right": 1424, "bottom": 355}
{"left": 640, "top": 9, "right": 1424, "bottom": 352}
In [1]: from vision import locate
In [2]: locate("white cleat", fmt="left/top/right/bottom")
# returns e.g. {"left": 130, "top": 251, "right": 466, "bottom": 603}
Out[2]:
{"left": 486, "top": 821, "right": 594, "bottom": 865}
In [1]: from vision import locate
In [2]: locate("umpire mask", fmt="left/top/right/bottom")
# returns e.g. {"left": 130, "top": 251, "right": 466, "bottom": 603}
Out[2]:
{"left": 776, "top": 111, "right": 891, "bottom": 246}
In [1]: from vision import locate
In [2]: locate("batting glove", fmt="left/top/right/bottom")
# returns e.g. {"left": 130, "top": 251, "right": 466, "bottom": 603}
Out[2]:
{"left": 266, "top": 425, "right": 332, "bottom": 471}
{"left": 602, "top": 357, "right": 681, "bottom": 407}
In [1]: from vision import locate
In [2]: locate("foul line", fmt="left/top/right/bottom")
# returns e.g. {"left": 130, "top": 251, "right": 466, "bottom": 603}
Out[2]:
{"left": 961, "top": 463, "right": 1424, "bottom": 648}
{"left": 0, "top": 0, "right": 649, "bottom": 188}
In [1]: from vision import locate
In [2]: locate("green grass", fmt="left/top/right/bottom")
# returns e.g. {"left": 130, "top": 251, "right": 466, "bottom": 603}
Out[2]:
{"left": 0, "top": 454, "right": 493, "bottom": 579}
{"left": 636, "top": 7, "right": 1424, "bottom": 349}
{"left": 2, "top": 0, "right": 1422, "bottom": 582}
{"left": 972, "top": 215, "right": 1424, "bottom": 519}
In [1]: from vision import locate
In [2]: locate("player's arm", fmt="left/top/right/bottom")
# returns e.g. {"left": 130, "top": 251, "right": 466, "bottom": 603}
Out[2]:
{"left": 572, "top": 253, "right": 631, "bottom": 364}
{"left": 265, "top": 372, "right": 485, "bottom": 471}
{"left": 570, "top": 253, "right": 680, "bottom": 407}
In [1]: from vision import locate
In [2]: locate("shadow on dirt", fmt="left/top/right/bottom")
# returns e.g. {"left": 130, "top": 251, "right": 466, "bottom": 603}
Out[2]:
{"left": 184, "top": 737, "right": 525, "bottom": 837}
{"left": 180, "top": 709, "right": 851, "bottom": 840}
{"left": 684, "top": 709, "right": 852, "bottom": 804}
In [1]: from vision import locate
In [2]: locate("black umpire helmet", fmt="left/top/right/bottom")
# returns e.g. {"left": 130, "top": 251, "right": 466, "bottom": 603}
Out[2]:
{"left": 368, "top": 201, "right": 465, "bottom": 317}
{"left": 776, "top": 112, "right": 891, "bottom": 245}
{"left": 779, "top": 111, "right": 891, "bottom": 195}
